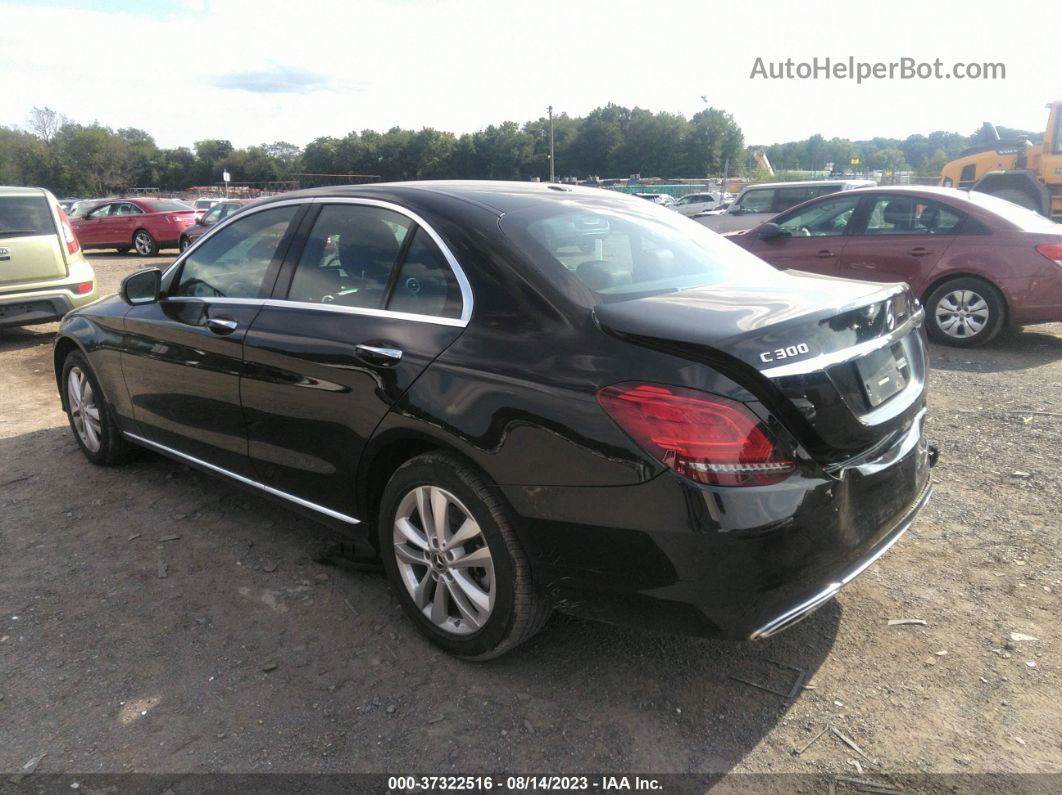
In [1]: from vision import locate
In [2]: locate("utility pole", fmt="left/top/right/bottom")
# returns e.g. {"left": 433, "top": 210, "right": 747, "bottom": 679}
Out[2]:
{"left": 548, "top": 105, "right": 555, "bottom": 182}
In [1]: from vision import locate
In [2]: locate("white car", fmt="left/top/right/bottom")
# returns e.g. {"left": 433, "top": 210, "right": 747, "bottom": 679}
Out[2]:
{"left": 673, "top": 192, "right": 725, "bottom": 217}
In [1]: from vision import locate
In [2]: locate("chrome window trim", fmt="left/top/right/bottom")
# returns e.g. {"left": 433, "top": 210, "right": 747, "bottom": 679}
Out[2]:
{"left": 761, "top": 306, "right": 924, "bottom": 378}
{"left": 164, "top": 296, "right": 468, "bottom": 328}
{"left": 123, "top": 432, "right": 361, "bottom": 525}
{"left": 162, "top": 196, "right": 473, "bottom": 326}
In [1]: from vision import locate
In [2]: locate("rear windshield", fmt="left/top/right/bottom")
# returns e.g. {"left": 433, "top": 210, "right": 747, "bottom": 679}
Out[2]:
{"left": 965, "top": 191, "right": 1061, "bottom": 232}
{"left": 499, "top": 198, "right": 779, "bottom": 303}
{"left": 0, "top": 195, "right": 55, "bottom": 238}
{"left": 144, "top": 200, "right": 194, "bottom": 213}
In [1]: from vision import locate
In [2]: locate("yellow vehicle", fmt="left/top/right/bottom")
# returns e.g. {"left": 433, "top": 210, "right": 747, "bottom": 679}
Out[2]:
{"left": 940, "top": 100, "right": 1062, "bottom": 220}
{"left": 0, "top": 186, "right": 98, "bottom": 329}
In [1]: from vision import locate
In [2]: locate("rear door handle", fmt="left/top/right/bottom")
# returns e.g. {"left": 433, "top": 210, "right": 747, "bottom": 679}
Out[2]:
{"left": 206, "top": 317, "right": 238, "bottom": 334}
{"left": 908, "top": 247, "right": 932, "bottom": 256}
{"left": 817, "top": 249, "right": 836, "bottom": 259}
{"left": 356, "top": 344, "right": 403, "bottom": 364}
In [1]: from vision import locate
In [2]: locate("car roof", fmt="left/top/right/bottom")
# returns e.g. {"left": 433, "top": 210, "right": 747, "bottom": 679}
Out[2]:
{"left": 0, "top": 186, "right": 48, "bottom": 198}
{"left": 740, "top": 179, "right": 875, "bottom": 191}
{"left": 251, "top": 180, "right": 646, "bottom": 216}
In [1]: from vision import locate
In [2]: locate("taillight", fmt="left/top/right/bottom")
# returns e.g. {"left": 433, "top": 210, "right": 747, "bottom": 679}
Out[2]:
{"left": 73, "top": 281, "right": 94, "bottom": 294}
{"left": 1035, "top": 243, "right": 1062, "bottom": 266}
{"left": 596, "top": 383, "right": 795, "bottom": 487}
{"left": 57, "top": 206, "right": 80, "bottom": 255}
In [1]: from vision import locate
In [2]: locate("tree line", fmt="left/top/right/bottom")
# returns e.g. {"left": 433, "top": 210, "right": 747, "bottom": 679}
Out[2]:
{"left": 0, "top": 105, "right": 1041, "bottom": 197}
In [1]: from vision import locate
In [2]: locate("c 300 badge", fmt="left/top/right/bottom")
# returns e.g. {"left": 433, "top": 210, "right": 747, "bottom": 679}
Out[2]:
{"left": 759, "top": 342, "right": 810, "bottom": 363}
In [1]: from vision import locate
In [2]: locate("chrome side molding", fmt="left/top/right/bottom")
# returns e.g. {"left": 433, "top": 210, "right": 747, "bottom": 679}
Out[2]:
{"left": 123, "top": 432, "right": 361, "bottom": 525}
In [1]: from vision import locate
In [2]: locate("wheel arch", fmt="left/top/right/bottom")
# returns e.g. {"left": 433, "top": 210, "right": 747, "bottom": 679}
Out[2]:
{"left": 921, "top": 271, "right": 1010, "bottom": 325}
{"left": 52, "top": 334, "right": 88, "bottom": 408}
{"left": 355, "top": 427, "right": 500, "bottom": 551}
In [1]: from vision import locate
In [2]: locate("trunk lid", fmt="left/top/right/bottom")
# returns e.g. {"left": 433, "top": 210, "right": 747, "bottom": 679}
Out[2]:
{"left": 593, "top": 270, "right": 928, "bottom": 466}
{"left": 0, "top": 194, "right": 68, "bottom": 285}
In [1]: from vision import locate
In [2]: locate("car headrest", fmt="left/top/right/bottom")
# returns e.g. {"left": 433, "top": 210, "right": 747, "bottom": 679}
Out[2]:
{"left": 883, "top": 200, "right": 913, "bottom": 226}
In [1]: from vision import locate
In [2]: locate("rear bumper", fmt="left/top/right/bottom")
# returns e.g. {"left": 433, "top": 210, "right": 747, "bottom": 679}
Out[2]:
{"left": 0, "top": 293, "right": 74, "bottom": 328}
{"left": 500, "top": 414, "right": 935, "bottom": 640}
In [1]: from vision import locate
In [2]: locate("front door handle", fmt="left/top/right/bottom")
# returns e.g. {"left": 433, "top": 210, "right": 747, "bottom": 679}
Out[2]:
{"left": 817, "top": 249, "right": 836, "bottom": 259}
{"left": 206, "top": 317, "right": 238, "bottom": 334}
{"left": 356, "top": 344, "right": 403, "bottom": 364}
{"left": 908, "top": 247, "right": 932, "bottom": 256}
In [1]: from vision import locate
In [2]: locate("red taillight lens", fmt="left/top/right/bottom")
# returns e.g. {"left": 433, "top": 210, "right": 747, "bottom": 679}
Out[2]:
{"left": 73, "top": 281, "right": 94, "bottom": 294}
{"left": 1035, "top": 243, "right": 1062, "bottom": 266}
{"left": 597, "top": 383, "right": 795, "bottom": 486}
{"left": 57, "top": 207, "right": 80, "bottom": 255}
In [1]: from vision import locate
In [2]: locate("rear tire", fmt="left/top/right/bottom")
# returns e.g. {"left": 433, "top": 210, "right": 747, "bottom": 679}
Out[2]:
{"left": 925, "top": 277, "right": 1005, "bottom": 347}
{"left": 179, "top": 236, "right": 191, "bottom": 252}
{"left": 378, "top": 453, "right": 550, "bottom": 659}
{"left": 61, "top": 351, "right": 140, "bottom": 465}
{"left": 133, "top": 229, "right": 159, "bottom": 256}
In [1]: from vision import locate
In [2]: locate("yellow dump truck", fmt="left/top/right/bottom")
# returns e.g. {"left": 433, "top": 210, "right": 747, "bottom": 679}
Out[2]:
{"left": 940, "top": 100, "right": 1062, "bottom": 220}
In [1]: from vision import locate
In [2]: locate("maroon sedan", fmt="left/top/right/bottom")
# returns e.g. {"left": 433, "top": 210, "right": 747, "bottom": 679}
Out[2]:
{"left": 730, "top": 186, "right": 1062, "bottom": 346}
{"left": 178, "top": 199, "right": 253, "bottom": 251}
{"left": 70, "top": 198, "right": 197, "bottom": 256}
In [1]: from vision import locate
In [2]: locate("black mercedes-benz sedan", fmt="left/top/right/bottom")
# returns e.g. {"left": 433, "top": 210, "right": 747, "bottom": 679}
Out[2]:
{"left": 53, "top": 181, "right": 936, "bottom": 659}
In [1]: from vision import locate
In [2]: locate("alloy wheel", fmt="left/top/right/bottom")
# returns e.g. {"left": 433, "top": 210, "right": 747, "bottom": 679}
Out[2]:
{"left": 935, "top": 289, "right": 989, "bottom": 339}
{"left": 392, "top": 485, "right": 495, "bottom": 635}
{"left": 134, "top": 231, "right": 154, "bottom": 256}
{"left": 67, "top": 366, "right": 102, "bottom": 453}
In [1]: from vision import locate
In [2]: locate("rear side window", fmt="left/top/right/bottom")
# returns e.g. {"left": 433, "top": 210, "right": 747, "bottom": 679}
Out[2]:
{"left": 287, "top": 204, "right": 413, "bottom": 309}
{"left": 0, "top": 195, "right": 55, "bottom": 238}
{"left": 387, "top": 228, "right": 463, "bottom": 319}
{"left": 864, "top": 197, "right": 968, "bottom": 235}
{"left": 175, "top": 206, "right": 298, "bottom": 298}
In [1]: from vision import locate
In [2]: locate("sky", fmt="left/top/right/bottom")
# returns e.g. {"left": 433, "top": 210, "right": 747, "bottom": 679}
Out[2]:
{"left": 1, "top": 0, "right": 1057, "bottom": 150}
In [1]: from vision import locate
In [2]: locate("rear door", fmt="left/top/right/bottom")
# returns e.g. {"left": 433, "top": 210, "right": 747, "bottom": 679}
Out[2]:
{"left": 105, "top": 202, "right": 143, "bottom": 247}
{"left": 742, "top": 193, "right": 861, "bottom": 275}
{"left": 240, "top": 200, "right": 469, "bottom": 517}
{"left": 0, "top": 192, "right": 67, "bottom": 284}
{"left": 837, "top": 194, "right": 959, "bottom": 289}
{"left": 121, "top": 203, "right": 303, "bottom": 473}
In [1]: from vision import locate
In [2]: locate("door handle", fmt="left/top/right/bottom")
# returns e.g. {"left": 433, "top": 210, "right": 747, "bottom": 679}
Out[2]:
{"left": 817, "top": 249, "right": 836, "bottom": 259}
{"left": 908, "top": 247, "right": 932, "bottom": 256}
{"left": 206, "top": 317, "right": 238, "bottom": 334}
{"left": 356, "top": 344, "right": 403, "bottom": 364}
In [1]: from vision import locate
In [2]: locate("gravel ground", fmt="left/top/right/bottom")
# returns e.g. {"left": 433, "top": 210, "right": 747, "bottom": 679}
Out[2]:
{"left": 1, "top": 252, "right": 1059, "bottom": 788}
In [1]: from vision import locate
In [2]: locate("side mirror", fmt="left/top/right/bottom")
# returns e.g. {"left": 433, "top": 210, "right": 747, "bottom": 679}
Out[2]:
{"left": 757, "top": 223, "right": 789, "bottom": 241}
{"left": 120, "top": 267, "right": 161, "bottom": 305}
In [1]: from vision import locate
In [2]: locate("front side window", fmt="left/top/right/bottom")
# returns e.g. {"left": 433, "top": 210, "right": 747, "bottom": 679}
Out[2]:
{"left": 174, "top": 205, "right": 298, "bottom": 298}
{"left": 87, "top": 204, "right": 114, "bottom": 218}
{"left": 737, "top": 189, "right": 774, "bottom": 213}
{"left": 776, "top": 195, "right": 860, "bottom": 237}
{"left": 287, "top": 204, "right": 412, "bottom": 309}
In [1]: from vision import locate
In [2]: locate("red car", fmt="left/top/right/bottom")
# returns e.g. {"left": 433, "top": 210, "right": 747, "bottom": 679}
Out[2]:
{"left": 729, "top": 186, "right": 1062, "bottom": 346}
{"left": 69, "top": 198, "right": 197, "bottom": 256}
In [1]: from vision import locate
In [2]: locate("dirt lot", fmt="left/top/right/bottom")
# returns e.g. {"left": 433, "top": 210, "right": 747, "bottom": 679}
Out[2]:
{"left": 1, "top": 252, "right": 1059, "bottom": 788}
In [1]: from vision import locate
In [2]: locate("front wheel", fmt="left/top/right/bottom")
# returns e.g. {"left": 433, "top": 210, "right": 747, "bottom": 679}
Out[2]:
{"left": 133, "top": 229, "right": 159, "bottom": 256}
{"left": 925, "top": 277, "right": 1005, "bottom": 347}
{"left": 378, "top": 453, "right": 550, "bottom": 659}
{"left": 179, "top": 236, "right": 191, "bottom": 252}
{"left": 61, "top": 351, "right": 139, "bottom": 465}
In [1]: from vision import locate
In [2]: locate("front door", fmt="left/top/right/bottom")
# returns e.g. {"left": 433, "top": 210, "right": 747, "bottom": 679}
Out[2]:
{"left": 744, "top": 193, "right": 861, "bottom": 275}
{"left": 121, "top": 204, "right": 302, "bottom": 473}
{"left": 240, "top": 201, "right": 469, "bottom": 518}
